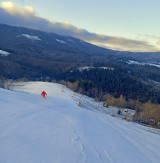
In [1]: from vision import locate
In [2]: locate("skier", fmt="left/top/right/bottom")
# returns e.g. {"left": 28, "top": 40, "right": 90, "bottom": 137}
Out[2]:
{"left": 41, "top": 90, "right": 47, "bottom": 99}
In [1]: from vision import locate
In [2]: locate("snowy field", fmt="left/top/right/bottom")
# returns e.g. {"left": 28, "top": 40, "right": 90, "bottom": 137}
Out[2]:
{"left": 0, "top": 82, "right": 160, "bottom": 163}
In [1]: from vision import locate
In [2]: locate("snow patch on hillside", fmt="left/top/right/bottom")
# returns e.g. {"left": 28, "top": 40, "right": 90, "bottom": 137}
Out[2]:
{"left": 56, "top": 39, "right": 66, "bottom": 44}
{"left": 21, "top": 34, "right": 41, "bottom": 41}
{"left": 0, "top": 50, "right": 10, "bottom": 56}
{"left": 127, "top": 60, "right": 146, "bottom": 66}
{"left": 78, "top": 66, "right": 114, "bottom": 72}
{"left": 148, "top": 63, "right": 160, "bottom": 68}
{"left": 126, "top": 60, "right": 160, "bottom": 68}
{"left": 99, "top": 67, "right": 114, "bottom": 70}
{"left": 78, "top": 66, "right": 94, "bottom": 71}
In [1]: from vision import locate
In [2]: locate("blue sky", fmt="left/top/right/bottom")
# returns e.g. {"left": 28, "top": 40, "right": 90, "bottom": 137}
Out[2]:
{"left": 0, "top": 0, "right": 160, "bottom": 52}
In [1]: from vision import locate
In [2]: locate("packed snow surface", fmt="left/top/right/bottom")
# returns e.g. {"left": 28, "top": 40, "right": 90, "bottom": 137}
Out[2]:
{"left": 0, "top": 82, "right": 160, "bottom": 163}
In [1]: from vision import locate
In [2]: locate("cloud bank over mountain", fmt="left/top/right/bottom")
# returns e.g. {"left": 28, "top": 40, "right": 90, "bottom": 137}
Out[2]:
{"left": 0, "top": 1, "right": 159, "bottom": 52}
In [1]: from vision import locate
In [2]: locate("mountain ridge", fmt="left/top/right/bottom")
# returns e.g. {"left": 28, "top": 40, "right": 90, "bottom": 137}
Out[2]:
{"left": 0, "top": 23, "right": 160, "bottom": 104}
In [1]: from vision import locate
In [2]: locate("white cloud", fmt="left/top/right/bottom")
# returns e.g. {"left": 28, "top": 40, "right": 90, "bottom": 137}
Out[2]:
{"left": 1, "top": 1, "right": 35, "bottom": 15}
{"left": 0, "top": 1, "right": 160, "bottom": 52}
{"left": 137, "top": 34, "right": 160, "bottom": 51}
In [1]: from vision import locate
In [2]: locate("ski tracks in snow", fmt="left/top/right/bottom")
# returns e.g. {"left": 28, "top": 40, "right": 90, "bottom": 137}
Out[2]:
{"left": 1, "top": 83, "right": 160, "bottom": 163}
{"left": 53, "top": 107, "right": 114, "bottom": 163}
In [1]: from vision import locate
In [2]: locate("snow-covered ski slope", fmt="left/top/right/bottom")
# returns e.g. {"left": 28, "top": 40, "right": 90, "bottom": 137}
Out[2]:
{"left": 0, "top": 82, "right": 160, "bottom": 163}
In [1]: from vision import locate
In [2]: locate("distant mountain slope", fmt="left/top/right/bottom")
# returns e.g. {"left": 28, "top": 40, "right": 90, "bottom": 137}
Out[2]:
{"left": 0, "top": 23, "right": 160, "bottom": 63}
{"left": 0, "top": 23, "right": 115, "bottom": 59}
{"left": 0, "top": 23, "right": 160, "bottom": 104}
{"left": 0, "top": 23, "right": 160, "bottom": 64}
{"left": 116, "top": 51, "right": 160, "bottom": 64}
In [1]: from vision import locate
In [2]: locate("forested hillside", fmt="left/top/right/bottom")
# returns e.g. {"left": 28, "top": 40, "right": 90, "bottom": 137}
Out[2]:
{"left": 0, "top": 24, "right": 160, "bottom": 126}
